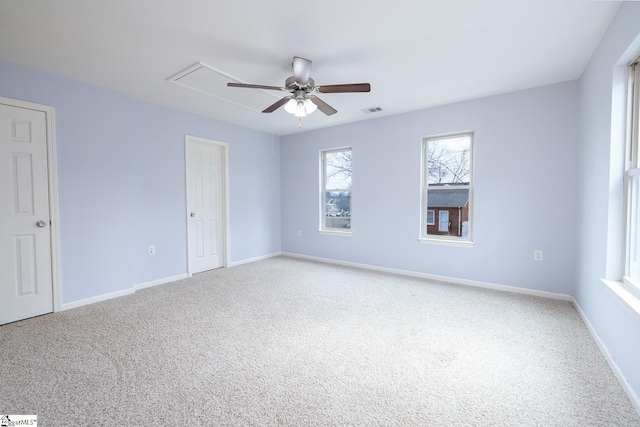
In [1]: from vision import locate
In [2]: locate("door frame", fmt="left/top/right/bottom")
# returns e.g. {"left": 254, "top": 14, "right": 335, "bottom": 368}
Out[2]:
{"left": 184, "top": 135, "right": 230, "bottom": 275}
{"left": 1, "top": 96, "right": 62, "bottom": 313}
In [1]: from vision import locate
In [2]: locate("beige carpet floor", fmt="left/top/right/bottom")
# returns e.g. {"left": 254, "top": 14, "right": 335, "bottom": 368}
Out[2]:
{"left": 1, "top": 256, "right": 639, "bottom": 426}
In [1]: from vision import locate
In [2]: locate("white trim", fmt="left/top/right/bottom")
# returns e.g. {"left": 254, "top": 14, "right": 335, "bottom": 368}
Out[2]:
{"left": 61, "top": 288, "right": 135, "bottom": 311}
{"left": 185, "top": 135, "right": 230, "bottom": 274}
{"left": 225, "top": 152, "right": 231, "bottom": 268}
{"left": 320, "top": 146, "right": 352, "bottom": 233}
{"left": 281, "top": 252, "right": 571, "bottom": 301}
{"left": 572, "top": 297, "right": 640, "bottom": 414}
{"left": 418, "top": 237, "right": 474, "bottom": 248}
{"left": 62, "top": 273, "right": 188, "bottom": 310}
{"left": 318, "top": 230, "right": 352, "bottom": 237}
{"left": 602, "top": 278, "right": 640, "bottom": 322}
{"left": 0, "top": 96, "right": 62, "bottom": 313}
{"left": 134, "top": 273, "right": 189, "bottom": 291}
{"left": 622, "top": 58, "right": 640, "bottom": 298}
{"left": 60, "top": 253, "right": 283, "bottom": 310}
{"left": 420, "top": 131, "right": 474, "bottom": 243}
{"left": 228, "top": 251, "right": 282, "bottom": 267}
{"left": 46, "top": 107, "right": 62, "bottom": 313}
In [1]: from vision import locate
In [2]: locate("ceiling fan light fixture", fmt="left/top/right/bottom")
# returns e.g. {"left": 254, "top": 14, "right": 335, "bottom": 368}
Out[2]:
{"left": 304, "top": 98, "right": 317, "bottom": 114}
{"left": 284, "top": 98, "right": 298, "bottom": 115}
{"left": 285, "top": 98, "right": 312, "bottom": 117}
{"left": 294, "top": 101, "right": 307, "bottom": 117}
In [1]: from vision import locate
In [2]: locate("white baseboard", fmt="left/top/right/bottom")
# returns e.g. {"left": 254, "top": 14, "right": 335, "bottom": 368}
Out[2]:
{"left": 61, "top": 288, "right": 135, "bottom": 311}
{"left": 229, "top": 251, "right": 282, "bottom": 267}
{"left": 134, "top": 273, "right": 189, "bottom": 291}
{"left": 59, "top": 252, "right": 284, "bottom": 312}
{"left": 572, "top": 297, "right": 640, "bottom": 414}
{"left": 61, "top": 273, "right": 189, "bottom": 311}
{"left": 281, "top": 252, "right": 572, "bottom": 301}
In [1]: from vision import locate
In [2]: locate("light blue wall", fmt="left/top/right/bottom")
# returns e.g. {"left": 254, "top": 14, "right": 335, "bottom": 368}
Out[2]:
{"left": 0, "top": 60, "right": 281, "bottom": 304}
{"left": 281, "top": 81, "right": 579, "bottom": 294}
{"left": 126, "top": 99, "right": 281, "bottom": 285}
{"left": 575, "top": 2, "right": 640, "bottom": 400}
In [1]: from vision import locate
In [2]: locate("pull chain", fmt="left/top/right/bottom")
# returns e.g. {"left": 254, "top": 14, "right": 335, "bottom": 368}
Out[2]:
{"left": 298, "top": 117, "right": 302, "bottom": 129}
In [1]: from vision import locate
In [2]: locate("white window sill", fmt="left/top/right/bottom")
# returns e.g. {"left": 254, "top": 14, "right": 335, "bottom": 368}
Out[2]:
{"left": 418, "top": 238, "right": 474, "bottom": 248}
{"left": 318, "top": 230, "right": 352, "bottom": 237}
{"left": 602, "top": 278, "right": 640, "bottom": 322}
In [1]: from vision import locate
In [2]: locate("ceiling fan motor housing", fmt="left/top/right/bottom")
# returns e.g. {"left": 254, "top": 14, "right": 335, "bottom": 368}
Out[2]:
{"left": 286, "top": 76, "right": 315, "bottom": 92}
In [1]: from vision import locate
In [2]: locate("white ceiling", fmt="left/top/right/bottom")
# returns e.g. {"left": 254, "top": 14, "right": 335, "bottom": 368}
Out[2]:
{"left": 0, "top": 0, "right": 620, "bottom": 136}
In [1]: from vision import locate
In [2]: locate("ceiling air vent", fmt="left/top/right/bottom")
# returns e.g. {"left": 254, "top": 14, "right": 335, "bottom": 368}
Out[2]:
{"left": 362, "top": 106, "right": 383, "bottom": 114}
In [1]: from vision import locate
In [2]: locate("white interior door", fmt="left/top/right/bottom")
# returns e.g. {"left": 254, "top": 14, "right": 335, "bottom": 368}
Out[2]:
{"left": 0, "top": 103, "right": 53, "bottom": 325}
{"left": 186, "top": 138, "right": 225, "bottom": 274}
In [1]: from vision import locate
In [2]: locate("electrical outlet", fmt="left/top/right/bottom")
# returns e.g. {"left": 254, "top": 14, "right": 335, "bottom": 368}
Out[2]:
{"left": 534, "top": 250, "right": 543, "bottom": 261}
{"left": 297, "top": 230, "right": 302, "bottom": 237}
{"left": 148, "top": 245, "right": 156, "bottom": 255}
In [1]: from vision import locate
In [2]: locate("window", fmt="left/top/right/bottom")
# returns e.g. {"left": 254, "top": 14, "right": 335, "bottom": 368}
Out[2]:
{"left": 602, "top": 52, "right": 640, "bottom": 319}
{"left": 420, "top": 132, "right": 473, "bottom": 246}
{"left": 624, "top": 55, "right": 640, "bottom": 289}
{"left": 426, "top": 210, "right": 435, "bottom": 225}
{"left": 320, "top": 147, "right": 352, "bottom": 234}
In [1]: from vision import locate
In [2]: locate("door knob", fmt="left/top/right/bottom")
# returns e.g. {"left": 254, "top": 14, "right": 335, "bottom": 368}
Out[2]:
{"left": 36, "top": 220, "right": 46, "bottom": 228}
{"left": 190, "top": 212, "right": 195, "bottom": 217}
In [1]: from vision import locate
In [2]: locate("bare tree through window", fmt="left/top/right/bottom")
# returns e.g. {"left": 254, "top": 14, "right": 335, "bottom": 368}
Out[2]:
{"left": 427, "top": 138, "right": 470, "bottom": 185}
{"left": 325, "top": 149, "right": 352, "bottom": 188}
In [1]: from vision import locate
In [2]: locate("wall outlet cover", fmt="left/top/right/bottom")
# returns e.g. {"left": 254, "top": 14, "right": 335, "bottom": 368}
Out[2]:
{"left": 534, "top": 250, "right": 543, "bottom": 261}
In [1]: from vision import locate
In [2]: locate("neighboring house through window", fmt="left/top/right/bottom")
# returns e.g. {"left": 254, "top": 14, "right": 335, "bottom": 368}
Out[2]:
{"left": 320, "top": 147, "right": 352, "bottom": 234}
{"left": 420, "top": 132, "right": 473, "bottom": 246}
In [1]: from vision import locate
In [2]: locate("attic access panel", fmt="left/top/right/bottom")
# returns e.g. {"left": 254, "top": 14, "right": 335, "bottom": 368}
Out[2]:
{"left": 168, "top": 62, "right": 281, "bottom": 113}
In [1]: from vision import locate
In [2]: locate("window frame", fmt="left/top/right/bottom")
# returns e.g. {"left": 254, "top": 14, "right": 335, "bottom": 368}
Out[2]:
{"left": 319, "top": 146, "right": 352, "bottom": 236}
{"left": 420, "top": 132, "right": 474, "bottom": 247}
{"left": 623, "top": 55, "right": 640, "bottom": 291}
{"left": 602, "top": 52, "right": 640, "bottom": 322}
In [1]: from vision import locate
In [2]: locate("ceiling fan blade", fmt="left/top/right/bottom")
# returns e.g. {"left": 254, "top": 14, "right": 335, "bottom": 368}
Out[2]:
{"left": 292, "top": 56, "right": 312, "bottom": 85}
{"left": 309, "top": 96, "right": 337, "bottom": 116}
{"left": 227, "top": 82, "right": 284, "bottom": 91}
{"left": 262, "top": 96, "right": 291, "bottom": 113}
{"left": 317, "top": 83, "right": 371, "bottom": 93}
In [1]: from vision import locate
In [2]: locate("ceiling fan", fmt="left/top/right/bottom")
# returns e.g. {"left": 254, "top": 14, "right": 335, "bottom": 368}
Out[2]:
{"left": 226, "top": 56, "right": 371, "bottom": 121}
